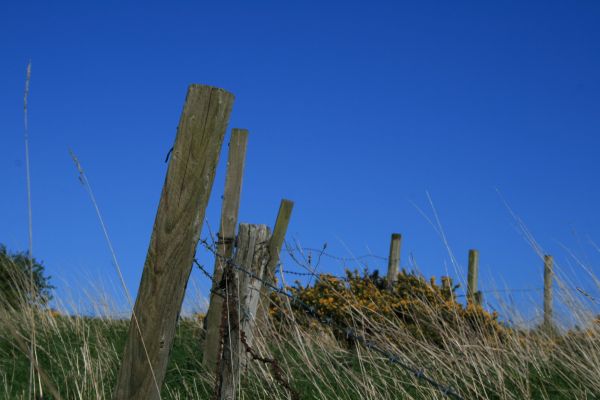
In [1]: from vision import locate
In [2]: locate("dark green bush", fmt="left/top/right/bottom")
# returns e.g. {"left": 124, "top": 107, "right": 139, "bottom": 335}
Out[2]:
{"left": 0, "top": 244, "right": 53, "bottom": 308}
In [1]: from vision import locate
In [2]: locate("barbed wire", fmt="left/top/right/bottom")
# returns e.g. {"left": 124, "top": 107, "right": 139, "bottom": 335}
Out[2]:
{"left": 194, "top": 260, "right": 216, "bottom": 281}
{"left": 576, "top": 287, "right": 599, "bottom": 304}
{"left": 275, "top": 267, "right": 599, "bottom": 308}
{"left": 195, "top": 237, "right": 600, "bottom": 399}
{"left": 197, "top": 239, "right": 464, "bottom": 400}
{"left": 210, "top": 259, "right": 298, "bottom": 400}
{"left": 282, "top": 245, "right": 600, "bottom": 305}
{"left": 286, "top": 246, "right": 388, "bottom": 262}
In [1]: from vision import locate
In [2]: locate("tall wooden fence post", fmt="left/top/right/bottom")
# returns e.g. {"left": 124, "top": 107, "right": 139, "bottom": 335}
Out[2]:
{"left": 113, "top": 85, "right": 234, "bottom": 400}
{"left": 467, "top": 249, "right": 480, "bottom": 306}
{"left": 386, "top": 233, "right": 402, "bottom": 289}
{"left": 256, "top": 199, "right": 294, "bottom": 324}
{"left": 217, "top": 224, "right": 271, "bottom": 400}
{"left": 543, "top": 255, "right": 554, "bottom": 329}
{"left": 203, "top": 128, "right": 249, "bottom": 371}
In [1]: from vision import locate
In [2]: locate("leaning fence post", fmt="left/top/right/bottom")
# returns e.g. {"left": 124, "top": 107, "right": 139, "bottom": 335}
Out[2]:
{"left": 113, "top": 85, "right": 234, "bottom": 400}
{"left": 217, "top": 224, "right": 271, "bottom": 400}
{"left": 467, "top": 249, "right": 480, "bottom": 306}
{"left": 543, "top": 255, "right": 554, "bottom": 329}
{"left": 203, "top": 128, "right": 249, "bottom": 371}
{"left": 256, "top": 199, "right": 294, "bottom": 324}
{"left": 386, "top": 233, "right": 402, "bottom": 289}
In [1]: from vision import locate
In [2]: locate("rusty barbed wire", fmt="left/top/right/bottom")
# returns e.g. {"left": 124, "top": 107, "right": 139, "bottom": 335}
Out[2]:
{"left": 208, "top": 256, "right": 298, "bottom": 400}
{"left": 196, "top": 238, "right": 465, "bottom": 400}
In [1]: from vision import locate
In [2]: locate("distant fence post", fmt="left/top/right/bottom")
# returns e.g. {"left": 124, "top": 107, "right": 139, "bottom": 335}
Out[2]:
{"left": 441, "top": 276, "right": 453, "bottom": 299}
{"left": 386, "top": 233, "right": 402, "bottom": 289}
{"left": 217, "top": 224, "right": 271, "bottom": 400}
{"left": 203, "top": 128, "right": 249, "bottom": 372}
{"left": 543, "top": 255, "right": 554, "bottom": 329}
{"left": 467, "top": 249, "right": 480, "bottom": 306}
{"left": 256, "top": 199, "right": 294, "bottom": 324}
{"left": 113, "top": 85, "right": 234, "bottom": 400}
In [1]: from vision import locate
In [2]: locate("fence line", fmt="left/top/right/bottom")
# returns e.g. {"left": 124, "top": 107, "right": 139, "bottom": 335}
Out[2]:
{"left": 284, "top": 242, "right": 388, "bottom": 262}
{"left": 197, "top": 238, "right": 465, "bottom": 400}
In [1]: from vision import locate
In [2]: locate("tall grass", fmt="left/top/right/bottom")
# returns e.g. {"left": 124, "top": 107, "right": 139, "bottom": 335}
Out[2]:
{"left": 1, "top": 253, "right": 599, "bottom": 399}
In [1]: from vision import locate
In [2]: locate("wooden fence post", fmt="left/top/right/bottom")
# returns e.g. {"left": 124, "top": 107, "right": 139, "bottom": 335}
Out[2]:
{"left": 467, "top": 249, "right": 480, "bottom": 306}
{"left": 441, "top": 276, "right": 452, "bottom": 299}
{"left": 217, "top": 224, "right": 271, "bottom": 400}
{"left": 203, "top": 128, "right": 249, "bottom": 371}
{"left": 386, "top": 233, "right": 402, "bottom": 289}
{"left": 256, "top": 199, "right": 294, "bottom": 324}
{"left": 543, "top": 255, "right": 554, "bottom": 329}
{"left": 113, "top": 85, "right": 234, "bottom": 400}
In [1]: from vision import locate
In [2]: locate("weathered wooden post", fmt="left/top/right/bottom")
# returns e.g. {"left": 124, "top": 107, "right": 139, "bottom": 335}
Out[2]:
{"left": 203, "top": 128, "right": 249, "bottom": 371}
{"left": 441, "top": 276, "right": 453, "bottom": 299}
{"left": 236, "top": 225, "right": 271, "bottom": 353}
{"left": 217, "top": 224, "right": 271, "bottom": 400}
{"left": 386, "top": 233, "right": 402, "bottom": 289}
{"left": 467, "top": 249, "right": 480, "bottom": 306}
{"left": 114, "top": 85, "right": 234, "bottom": 400}
{"left": 543, "top": 255, "right": 554, "bottom": 329}
{"left": 256, "top": 199, "right": 294, "bottom": 323}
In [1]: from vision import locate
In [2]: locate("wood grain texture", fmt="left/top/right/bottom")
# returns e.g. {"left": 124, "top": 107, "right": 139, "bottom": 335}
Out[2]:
{"left": 467, "top": 249, "right": 479, "bottom": 306}
{"left": 386, "top": 233, "right": 402, "bottom": 289}
{"left": 256, "top": 199, "right": 294, "bottom": 325}
{"left": 203, "top": 129, "right": 249, "bottom": 371}
{"left": 113, "top": 84, "right": 234, "bottom": 400}
{"left": 236, "top": 224, "right": 270, "bottom": 366}
{"left": 265, "top": 199, "right": 294, "bottom": 283}
{"left": 218, "top": 224, "right": 270, "bottom": 400}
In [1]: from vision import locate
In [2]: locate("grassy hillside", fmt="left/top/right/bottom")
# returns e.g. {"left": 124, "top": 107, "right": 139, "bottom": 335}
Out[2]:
{"left": 1, "top": 269, "right": 599, "bottom": 399}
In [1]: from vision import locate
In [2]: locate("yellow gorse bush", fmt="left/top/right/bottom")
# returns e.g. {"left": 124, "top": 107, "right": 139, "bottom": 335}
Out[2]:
{"left": 271, "top": 268, "right": 506, "bottom": 347}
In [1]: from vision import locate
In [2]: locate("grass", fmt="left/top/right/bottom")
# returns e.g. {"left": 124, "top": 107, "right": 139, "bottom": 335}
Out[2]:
{"left": 1, "top": 269, "right": 599, "bottom": 400}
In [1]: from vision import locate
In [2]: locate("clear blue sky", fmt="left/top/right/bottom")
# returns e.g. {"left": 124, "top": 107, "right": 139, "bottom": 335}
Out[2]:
{"left": 2, "top": 1, "right": 599, "bottom": 321}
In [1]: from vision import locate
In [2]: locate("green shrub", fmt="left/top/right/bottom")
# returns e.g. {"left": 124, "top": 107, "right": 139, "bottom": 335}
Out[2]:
{"left": 0, "top": 244, "right": 53, "bottom": 308}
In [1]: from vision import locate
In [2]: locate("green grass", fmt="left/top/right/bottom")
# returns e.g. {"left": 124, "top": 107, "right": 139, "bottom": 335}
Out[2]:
{"left": 1, "top": 265, "right": 599, "bottom": 400}
{"left": 2, "top": 309, "right": 599, "bottom": 400}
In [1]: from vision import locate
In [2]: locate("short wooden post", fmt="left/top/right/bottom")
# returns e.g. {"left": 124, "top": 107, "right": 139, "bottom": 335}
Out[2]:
{"left": 467, "top": 249, "right": 480, "bottom": 306}
{"left": 235, "top": 225, "right": 271, "bottom": 364}
{"left": 441, "top": 276, "right": 452, "bottom": 299}
{"left": 217, "top": 224, "right": 271, "bottom": 400}
{"left": 386, "top": 233, "right": 402, "bottom": 289}
{"left": 543, "top": 255, "right": 554, "bottom": 329}
{"left": 256, "top": 199, "right": 294, "bottom": 323}
{"left": 114, "top": 85, "right": 234, "bottom": 400}
{"left": 203, "top": 128, "right": 249, "bottom": 371}
{"left": 474, "top": 291, "right": 483, "bottom": 306}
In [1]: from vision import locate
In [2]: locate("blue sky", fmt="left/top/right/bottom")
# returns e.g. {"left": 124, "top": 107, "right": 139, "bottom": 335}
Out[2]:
{"left": 1, "top": 1, "right": 599, "bottom": 321}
